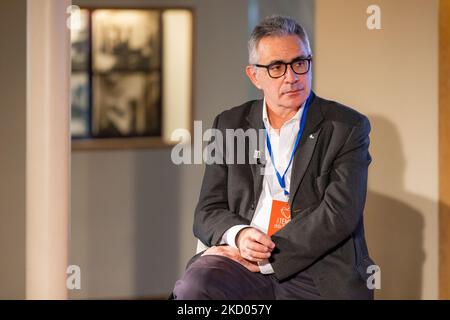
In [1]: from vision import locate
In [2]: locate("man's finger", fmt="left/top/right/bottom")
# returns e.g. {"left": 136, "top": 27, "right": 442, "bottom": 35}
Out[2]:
{"left": 247, "top": 241, "right": 272, "bottom": 254}
{"left": 240, "top": 259, "right": 260, "bottom": 273}
{"left": 250, "top": 231, "right": 275, "bottom": 249}
{"left": 245, "top": 248, "right": 271, "bottom": 260}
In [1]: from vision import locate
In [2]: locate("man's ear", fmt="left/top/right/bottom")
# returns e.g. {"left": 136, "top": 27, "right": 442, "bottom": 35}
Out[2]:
{"left": 245, "top": 65, "right": 262, "bottom": 90}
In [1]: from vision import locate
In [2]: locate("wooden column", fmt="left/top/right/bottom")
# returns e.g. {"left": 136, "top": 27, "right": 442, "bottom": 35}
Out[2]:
{"left": 439, "top": 0, "right": 450, "bottom": 300}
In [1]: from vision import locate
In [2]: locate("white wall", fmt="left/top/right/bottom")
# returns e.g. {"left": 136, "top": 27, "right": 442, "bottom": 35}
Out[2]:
{"left": 315, "top": 0, "right": 438, "bottom": 299}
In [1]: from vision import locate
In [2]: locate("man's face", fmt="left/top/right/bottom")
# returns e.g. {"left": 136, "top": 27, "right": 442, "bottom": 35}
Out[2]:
{"left": 246, "top": 35, "right": 312, "bottom": 111}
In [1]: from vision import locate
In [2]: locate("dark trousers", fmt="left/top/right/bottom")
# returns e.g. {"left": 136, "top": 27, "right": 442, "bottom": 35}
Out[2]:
{"left": 173, "top": 255, "right": 322, "bottom": 300}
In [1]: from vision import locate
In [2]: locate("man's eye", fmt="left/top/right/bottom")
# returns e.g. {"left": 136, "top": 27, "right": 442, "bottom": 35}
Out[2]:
{"left": 294, "top": 60, "right": 306, "bottom": 68}
{"left": 269, "top": 63, "right": 283, "bottom": 71}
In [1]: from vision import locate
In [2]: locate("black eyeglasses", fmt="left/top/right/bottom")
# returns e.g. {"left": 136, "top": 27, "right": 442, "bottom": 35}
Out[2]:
{"left": 253, "top": 56, "right": 312, "bottom": 79}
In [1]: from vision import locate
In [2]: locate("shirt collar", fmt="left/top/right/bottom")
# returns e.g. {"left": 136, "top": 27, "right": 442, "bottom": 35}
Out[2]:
{"left": 262, "top": 97, "right": 306, "bottom": 129}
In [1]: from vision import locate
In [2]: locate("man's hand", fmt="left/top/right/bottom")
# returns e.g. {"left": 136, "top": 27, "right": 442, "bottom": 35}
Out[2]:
{"left": 201, "top": 245, "right": 260, "bottom": 272}
{"left": 236, "top": 227, "right": 275, "bottom": 262}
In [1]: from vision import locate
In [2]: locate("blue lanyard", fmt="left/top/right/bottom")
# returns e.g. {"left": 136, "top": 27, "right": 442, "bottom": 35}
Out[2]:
{"left": 264, "top": 94, "right": 312, "bottom": 196}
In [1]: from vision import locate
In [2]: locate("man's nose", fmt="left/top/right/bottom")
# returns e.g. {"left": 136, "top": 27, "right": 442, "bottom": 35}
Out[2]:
{"left": 284, "top": 64, "right": 299, "bottom": 82}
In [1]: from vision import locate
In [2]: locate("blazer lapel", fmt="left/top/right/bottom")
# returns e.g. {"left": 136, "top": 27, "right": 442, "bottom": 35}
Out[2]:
{"left": 245, "top": 100, "right": 266, "bottom": 203}
{"left": 288, "top": 93, "right": 324, "bottom": 208}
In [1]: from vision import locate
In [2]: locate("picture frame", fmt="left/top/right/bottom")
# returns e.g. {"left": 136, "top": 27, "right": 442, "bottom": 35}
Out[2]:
{"left": 70, "top": 7, "right": 194, "bottom": 150}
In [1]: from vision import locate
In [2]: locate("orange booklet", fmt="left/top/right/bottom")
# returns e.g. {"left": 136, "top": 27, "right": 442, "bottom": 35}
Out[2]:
{"left": 267, "top": 199, "right": 291, "bottom": 237}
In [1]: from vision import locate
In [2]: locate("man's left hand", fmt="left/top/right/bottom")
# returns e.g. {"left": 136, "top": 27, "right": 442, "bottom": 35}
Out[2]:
{"left": 201, "top": 245, "right": 260, "bottom": 273}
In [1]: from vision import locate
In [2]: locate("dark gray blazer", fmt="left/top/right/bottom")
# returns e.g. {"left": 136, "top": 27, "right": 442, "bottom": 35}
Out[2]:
{"left": 193, "top": 92, "right": 375, "bottom": 299}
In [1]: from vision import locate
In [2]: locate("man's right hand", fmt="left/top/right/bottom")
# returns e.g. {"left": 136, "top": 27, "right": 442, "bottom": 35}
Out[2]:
{"left": 236, "top": 227, "right": 275, "bottom": 262}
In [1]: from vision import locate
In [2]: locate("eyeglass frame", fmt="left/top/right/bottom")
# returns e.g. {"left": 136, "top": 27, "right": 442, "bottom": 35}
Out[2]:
{"left": 253, "top": 55, "right": 313, "bottom": 79}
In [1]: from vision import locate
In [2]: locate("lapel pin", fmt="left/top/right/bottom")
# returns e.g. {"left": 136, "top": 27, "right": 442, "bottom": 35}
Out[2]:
{"left": 309, "top": 134, "right": 315, "bottom": 139}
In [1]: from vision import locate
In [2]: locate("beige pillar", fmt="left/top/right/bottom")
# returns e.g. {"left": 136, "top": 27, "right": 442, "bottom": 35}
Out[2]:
{"left": 26, "top": 0, "right": 71, "bottom": 299}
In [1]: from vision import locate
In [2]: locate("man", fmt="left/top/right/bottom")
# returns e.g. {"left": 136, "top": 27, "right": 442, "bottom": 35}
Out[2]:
{"left": 173, "top": 15, "right": 375, "bottom": 299}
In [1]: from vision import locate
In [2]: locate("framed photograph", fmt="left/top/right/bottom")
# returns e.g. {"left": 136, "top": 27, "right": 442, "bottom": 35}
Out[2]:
{"left": 71, "top": 72, "right": 90, "bottom": 137}
{"left": 92, "top": 72, "right": 161, "bottom": 137}
{"left": 71, "top": 8, "right": 89, "bottom": 71}
{"left": 70, "top": 7, "right": 193, "bottom": 150}
{"left": 92, "top": 10, "right": 160, "bottom": 73}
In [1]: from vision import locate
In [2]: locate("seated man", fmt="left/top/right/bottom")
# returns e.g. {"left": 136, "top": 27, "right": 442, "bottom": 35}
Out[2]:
{"left": 173, "top": 15, "right": 375, "bottom": 300}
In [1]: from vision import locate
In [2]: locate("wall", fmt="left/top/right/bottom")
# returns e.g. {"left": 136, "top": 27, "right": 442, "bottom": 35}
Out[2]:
{"left": 0, "top": 0, "right": 26, "bottom": 299}
{"left": 315, "top": 0, "right": 439, "bottom": 299}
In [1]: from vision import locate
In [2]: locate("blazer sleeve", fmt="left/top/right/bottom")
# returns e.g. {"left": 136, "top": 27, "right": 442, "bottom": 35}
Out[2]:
{"left": 193, "top": 113, "right": 251, "bottom": 247}
{"left": 269, "top": 116, "right": 372, "bottom": 281}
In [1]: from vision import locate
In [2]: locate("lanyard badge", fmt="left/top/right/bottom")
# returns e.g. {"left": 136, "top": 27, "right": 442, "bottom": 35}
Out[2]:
{"left": 265, "top": 94, "right": 312, "bottom": 236}
{"left": 264, "top": 93, "right": 312, "bottom": 197}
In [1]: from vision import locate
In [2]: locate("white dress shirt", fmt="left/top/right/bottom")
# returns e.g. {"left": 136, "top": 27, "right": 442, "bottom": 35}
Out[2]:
{"left": 221, "top": 98, "right": 305, "bottom": 274}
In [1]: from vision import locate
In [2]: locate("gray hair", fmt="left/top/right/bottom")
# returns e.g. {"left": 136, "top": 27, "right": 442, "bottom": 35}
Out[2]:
{"left": 248, "top": 15, "right": 312, "bottom": 64}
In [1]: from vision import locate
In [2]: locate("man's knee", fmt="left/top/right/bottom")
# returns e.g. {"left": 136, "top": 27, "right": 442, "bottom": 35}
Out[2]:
{"left": 173, "top": 255, "right": 248, "bottom": 299}
{"left": 173, "top": 265, "right": 226, "bottom": 300}
{"left": 173, "top": 277, "right": 209, "bottom": 300}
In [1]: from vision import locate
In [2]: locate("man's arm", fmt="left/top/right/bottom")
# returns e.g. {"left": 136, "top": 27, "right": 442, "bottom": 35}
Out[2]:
{"left": 269, "top": 116, "right": 372, "bottom": 281}
{"left": 193, "top": 114, "right": 251, "bottom": 246}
